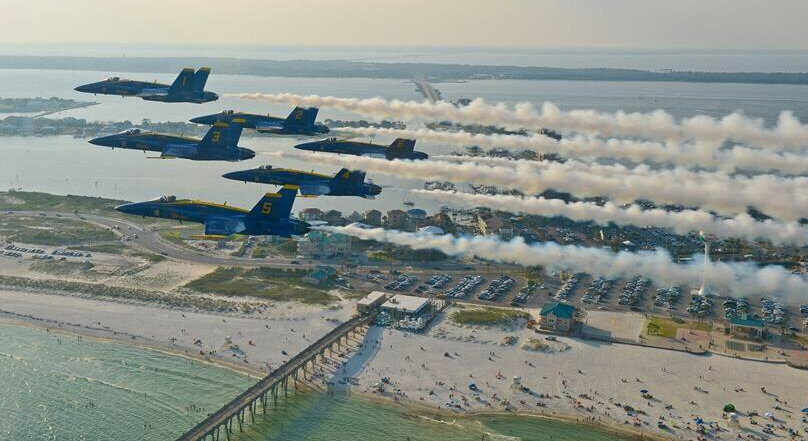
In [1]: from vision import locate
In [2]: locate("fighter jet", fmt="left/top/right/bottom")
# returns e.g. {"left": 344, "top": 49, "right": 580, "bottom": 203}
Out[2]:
{"left": 88, "top": 119, "right": 255, "bottom": 161}
{"left": 222, "top": 166, "right": 382, "bottom": 198}
{"left": 74, "top": 67, "right": 218, "bottom": 103}
{"left": 294, "top": 137, "right": 427, "bottom": 160}
{"left": 114, "top": 186, "right": 309, "bottom": 238}
{"left": 190, "top": 107, "right": 328, "bottom": 136}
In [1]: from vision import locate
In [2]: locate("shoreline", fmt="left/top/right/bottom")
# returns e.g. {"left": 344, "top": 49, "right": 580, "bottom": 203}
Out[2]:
{"left": 0, "top": 309, "right": 662, "bottom": 440}
{"left": 0, "top": 310, "right": 265, "bottom": 379}
{"left": 353, "top": 389, "right": 671, "bottom": 441}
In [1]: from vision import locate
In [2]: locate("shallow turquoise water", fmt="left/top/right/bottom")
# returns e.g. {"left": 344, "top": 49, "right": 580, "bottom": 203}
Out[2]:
{"left": 0, "top": 323, "right": 254, "bottom": 440}
{"left": 0, "top": 323, "right": 627, "bottom": 441}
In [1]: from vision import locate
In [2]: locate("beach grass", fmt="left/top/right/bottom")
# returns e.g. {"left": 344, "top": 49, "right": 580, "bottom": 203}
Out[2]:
{"left": 0, "top": 216, "right": 116, "bottom": 246}
{"left": 646, "top": 316, "right": 712, "bottom": 338}
{"left": 185, "top": 267, "right": 336, "bottom": 304}
{"left": 0, "top": 190, "right": 126, "bottom": 213}
{"left": 451, "top": 306, "right": 530, "bottom": 326}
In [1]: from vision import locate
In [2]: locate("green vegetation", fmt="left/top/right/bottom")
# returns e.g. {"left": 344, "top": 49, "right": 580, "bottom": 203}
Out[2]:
{"left": 0, "top": 216, "right": 116, "bottom": 246}
{"left": 0, "top": 97, "right": 96, "bottom": 113}
{"left": 185, "top": 267, "right": 336, "bottom": 304}
{"left": 0, "top": 190, "right": 126, "bottom": 213}
{"left": 67, "top": 242, "right": 125, "bottom": 254}
{"left": 0, "top": 274, "right": 262, "bottom": 313}
{"left": 646, "top": 316, "right": 712, "bottom": 338}
{"left": 130, "top": 250, "right": 167, "bottom": 263}
{"left": 451, "top": 306, "right": 530, "bottom": 326}
{"left": 30, "top": 260, "right": 94, "bottom": 276}
{"left": 522, "top": 338, "right": 546, "bottom": 351}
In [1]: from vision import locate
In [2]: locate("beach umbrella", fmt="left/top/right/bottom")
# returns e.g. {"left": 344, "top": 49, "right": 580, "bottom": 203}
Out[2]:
{"left": 640, "top": 389, "right": 648, "bottom": 394}
{"left": 764, "top": 412, "right": 774, "bottom": 418}
{"left": 802, "top": 407, "right": 808, "bottom": 413}
{"left": 723, "top": 403, "right": 736, "bottom": 413}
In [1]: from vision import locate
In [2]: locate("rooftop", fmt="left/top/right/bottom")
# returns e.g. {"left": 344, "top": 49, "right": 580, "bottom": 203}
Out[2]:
{"left": 382, "top": 294, "right": 430, "bottom": 314}
{"left": 540, "top": 301, "right": 575, "bottom": 319}
{"left": 730, "top": 317, "right": 765, "bottom": 328}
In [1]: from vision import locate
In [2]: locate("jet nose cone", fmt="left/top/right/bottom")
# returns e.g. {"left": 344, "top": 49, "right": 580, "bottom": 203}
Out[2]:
{"left": 74, "top": 84, "right": 90, "bottom": 93}
{"left": 294, "top": 142, "right": 314, "bottom": 151}
{"left": 114, "top": 202, "right": 139, "bottom": 215}
{"left": 88, "top": 135, "right": 113, "bottom": 146}
{"left": 222, "top": 171, "right": 246, "bottom": 181}
{"left": 189, "top": 116, "right": 207, "bottom": 124}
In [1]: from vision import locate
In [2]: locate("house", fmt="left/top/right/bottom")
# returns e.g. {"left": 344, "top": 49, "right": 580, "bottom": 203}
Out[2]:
{"left": 386, "top": 209, "right": 409, "bottom": 229}
{"left": 297, "top": 231, "right": 351, "bottom": 258}
{"left": 364, "top": 209, "right": 382, "bottom": 226}
{"left": 303, "top": 265, "right": 337, "bottom": 286}
{"left": 477, "top": 213, "right": 504, "bottom": 235}
{"left": 346, "top": 211, "right": 364, "bottom": 223}
{"left": 381, "top": 294, "right": 430, "bottom": 320}
{"left": 539, "top": 302, "right": 576, "bottom": 332}
{"left": 356, "top": 291, "right": 391, "bottom": 314}
{"left": 406, "top": 208, "right": 427, "bottom": 221}
{"left": 322, "top": 210, "right": 345, "bottom": 226}
{"left": 299, "top": 208, "right": 323, "bottom": 222}
{"left": 729, "top": 317, "right": 766, "bottom": 341}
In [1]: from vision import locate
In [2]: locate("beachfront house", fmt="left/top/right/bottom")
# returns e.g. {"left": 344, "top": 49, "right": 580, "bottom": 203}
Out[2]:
{"left": 729, "top": 317, "right": 767, "bottom": 341}
{"left": 539, "top": 301, "right": 576, "bottom": 333}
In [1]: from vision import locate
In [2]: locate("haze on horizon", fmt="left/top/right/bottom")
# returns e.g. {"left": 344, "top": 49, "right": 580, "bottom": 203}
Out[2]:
{"left": 1, "top": 0, "right": 807, "bottom": 50}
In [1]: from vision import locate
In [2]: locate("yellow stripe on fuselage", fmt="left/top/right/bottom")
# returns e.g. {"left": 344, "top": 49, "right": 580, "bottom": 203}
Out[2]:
{"left": 164, "top": 200, "right": 249, "bottom": 213}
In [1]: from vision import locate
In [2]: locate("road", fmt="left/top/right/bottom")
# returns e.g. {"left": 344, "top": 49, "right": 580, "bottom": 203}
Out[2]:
{"left": 1, "top": 210, "right": 517, "bottom": 272}
{"left": 412, "top": 78, "right": 441, "bottom": 102}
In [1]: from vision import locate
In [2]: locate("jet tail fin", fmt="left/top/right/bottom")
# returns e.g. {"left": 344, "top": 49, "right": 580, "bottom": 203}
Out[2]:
{"left": 333, "top": 168, "right": 366, "bottom": 186}
{"left": 386, "top": 138, "right": 416, "bottom": 159}
{"left": 193, "top": 67, "right": 211, "bottom": 92}
{"left": 199, "top": 119, "right": 245, "bottom": 150}
{"left": 284, "top": 107, "right": 318, "bottom": 128}
{"left": 168, "top": 68, "right": 195, "bottom": 93}
{"left": 249, "top": 186, "right": 298, "bottom": 220}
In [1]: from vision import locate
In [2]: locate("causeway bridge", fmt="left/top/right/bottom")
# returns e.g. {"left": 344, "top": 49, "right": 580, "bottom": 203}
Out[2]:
{"left": 177, "top": 313, "right": 375, "bottom": 441}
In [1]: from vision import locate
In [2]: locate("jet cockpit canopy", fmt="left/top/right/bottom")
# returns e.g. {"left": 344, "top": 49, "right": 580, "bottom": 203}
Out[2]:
{"left": 156, "top": 195, "right": 177, "bottom": 203}
{"left": 118, "top": 128, "right": 142, "bottom": 135}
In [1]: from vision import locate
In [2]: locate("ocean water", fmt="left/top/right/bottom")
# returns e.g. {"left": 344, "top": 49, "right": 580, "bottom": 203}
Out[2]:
{"left": 232, "top": 394, "right": 627, "bottom": 441}
{"left": 0, "top": 323, "right": 627, "bottom": 441}
{"left": 0, "top": 323, "right": 254, "bottom": 440}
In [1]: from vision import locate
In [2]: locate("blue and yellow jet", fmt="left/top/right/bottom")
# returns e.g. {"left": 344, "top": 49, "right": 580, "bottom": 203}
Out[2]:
{"left": 191, "top": 107, "right": 329, "bottom": 136}
{"left": 294, "top": 137, "right": 427, "bottom": 160}
{"left": 74, "top": 68, "right": 218, "bottom": 103}
{"left": 222, "top": 166, "right": 382, "bottom": 198}
{"left": 115, "top": 186, "right": 309, "bottom": 238}
{"left": 88, "top": 119, "right": 255, "bottom": 161}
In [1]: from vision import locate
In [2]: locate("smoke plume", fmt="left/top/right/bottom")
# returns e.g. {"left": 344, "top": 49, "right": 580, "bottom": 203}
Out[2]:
{"left": 317, "top": 225, "right": 808, "bottom": 299}
{"left": 229, "top": 92, "right": 808, "bottom": 150}
{"left": 413, "top": 189, "right": 808, "bottom": 246}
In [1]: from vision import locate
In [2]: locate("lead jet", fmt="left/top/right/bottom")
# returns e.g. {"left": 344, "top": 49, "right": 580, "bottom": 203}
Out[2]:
{"left": 222, "top": 166, "right": 382, "bottom": 198}
{"left": 115, "top": 186, "right": 309, "bottom": 238}
{"left": 74, "top": 67, "right": 218, "bottom": 103}
{"left": 190, "top": 107, "right": 329, "bottom": 136}
{"left": 294, "top": 137, "right": 427, "bottom": 160}
{"left": 88, "top": 119, "right": 255, "bottom": 161}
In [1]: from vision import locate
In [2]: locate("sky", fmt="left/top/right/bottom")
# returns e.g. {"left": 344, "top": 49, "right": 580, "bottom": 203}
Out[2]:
{"left": 0, "top": 0, "right": 806, "bottom": 50}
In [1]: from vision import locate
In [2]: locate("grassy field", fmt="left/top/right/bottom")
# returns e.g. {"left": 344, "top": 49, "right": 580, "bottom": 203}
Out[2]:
{"left": 67, "top": 243, "right": 126, "bottom": 254}
{"left": 451, "top": 306, "right": 530, "bottom": 326}
{"left": 0, "top": 190, "right": 126, "bottom": 213}
{"left": 185, "top": 266, "right": 336, "bottom": 304}
{"left": 0, "top": 216, "right": 116, "bottom": 246}
{"left": 30, "top": 260, "right": 94, "bottom": 276}
{"left": 646, "top": 316, "right": 713, "bottom": 338}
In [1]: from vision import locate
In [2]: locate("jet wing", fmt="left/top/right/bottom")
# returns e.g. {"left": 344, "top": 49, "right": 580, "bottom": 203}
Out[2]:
{"left": 204, "top": 217, "right": 246, "bottom": 236}
{"left": 298, "top": 183, "right": 331, "bottom": 196}
{"left": 255, "top": 121, "right": 285, "bottom": 132}
{"left": 136, "top": 88, "right": 169, "bottom": 98}
{"left": 161, "top": 144, "right": 199, "bottom": 159}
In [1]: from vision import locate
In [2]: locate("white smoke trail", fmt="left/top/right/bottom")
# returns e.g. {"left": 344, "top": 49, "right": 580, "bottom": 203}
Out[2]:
{"left": 264, "top": 151, "right": 808, "bottom": 221}
{"left": 413, "top": 189, "right": 808, "bottom": 246}
{"left": 317, "top": 225, "right": 808, "bottom": 299}
{"left": 229, "top": 92, "right": 808, "bottom": 150}
{"left": 334, "top": 127, "right": 808, "bottom": 175}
